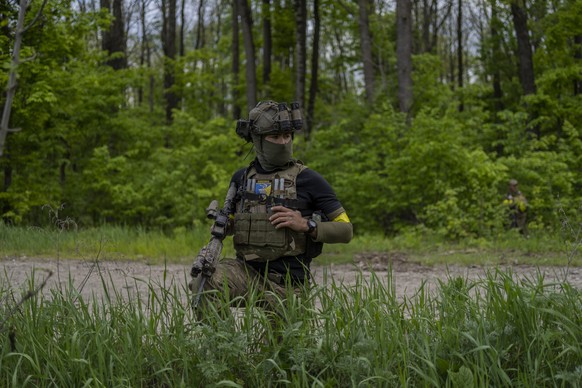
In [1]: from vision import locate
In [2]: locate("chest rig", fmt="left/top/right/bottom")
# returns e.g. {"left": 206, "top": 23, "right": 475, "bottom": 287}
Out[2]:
{"left": 233, "top": 161, "right": 309, "bottom": 262}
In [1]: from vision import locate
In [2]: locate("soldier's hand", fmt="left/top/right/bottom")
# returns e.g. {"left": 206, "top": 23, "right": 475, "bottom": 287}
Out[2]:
{"left": 269, "top": 205, "right": 309, "bottom": 233}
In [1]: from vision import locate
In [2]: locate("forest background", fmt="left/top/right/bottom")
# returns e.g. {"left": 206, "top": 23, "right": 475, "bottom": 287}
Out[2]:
{"left": 1, "top": 0, "right": 581, "bottom": 243}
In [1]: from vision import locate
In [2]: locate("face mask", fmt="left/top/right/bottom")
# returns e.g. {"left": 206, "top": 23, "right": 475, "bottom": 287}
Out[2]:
{"left": 252, "top": 135, "right": 293, "bottom": 171}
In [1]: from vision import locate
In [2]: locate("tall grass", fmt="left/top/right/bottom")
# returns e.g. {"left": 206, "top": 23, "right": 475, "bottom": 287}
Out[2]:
{"left": 0, "top": 223, "right": 212, "bottom": 264}
{"left": 1, "top": 267, "right": 581, "bottom": 386}
{"left": 1, "top": 222, "right": 576, "bottom": 266}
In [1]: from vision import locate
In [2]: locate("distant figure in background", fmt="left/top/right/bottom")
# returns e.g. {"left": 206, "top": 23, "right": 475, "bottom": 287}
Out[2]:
{"left": 503, "top": 179, "right": 528, "bottom": 235}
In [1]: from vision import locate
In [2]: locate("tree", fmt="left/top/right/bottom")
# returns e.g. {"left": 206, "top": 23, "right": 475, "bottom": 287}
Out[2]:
{"left": 457, "top": 0, "right": 464, "bottom": 111}
{"left": 100, "top": 0, "right": 127, "bottom": 70}
{"left": 179, "top": 0, "right": 185, "bottom": 55}
{"left": 306, "top": 0, "right": 320, "bottom": 138}
{"left": 414, "top": 0, "right": 452, "bottom": 54}
{"left": 490, "top": 0, "right": 504, "bottom": 111}
{"left": 138, "top": 0, "right": 154, "bottom": 112}
{"left": 238, "top": 0, "right": 257, "bottom": 113}
{"left": 358, "top": 0, "right": 375, "bottom": 104}
{"left": 262, "top": 0, "right": 272, "bottom": 85}
{"left": 397, "top": 0, "right": 413, "bottom": 114}
{"left": 0, "top": 0, "right": 48, "bottom": 158}
{"left": 195, "top": 0, "right": 205, "bottom": 49}
{"left": 161, "top": 0, "right": 178, "bottom": 124}
{"left": 232, "top": 0, "right": 241, "bottom": 119}
{"left": 574, "top": 34, "right": 582, "bottom": 95}
{"left": 294, "top": 0, "right": 307, "bottom": 107}
{"left": 510, "top": 0, "right": 536, "bottom": 96}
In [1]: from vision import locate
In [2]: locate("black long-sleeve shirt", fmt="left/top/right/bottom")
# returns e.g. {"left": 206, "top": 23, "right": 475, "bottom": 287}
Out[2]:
{"left": 230, "top": 160, "right": 346, "bottom": 281}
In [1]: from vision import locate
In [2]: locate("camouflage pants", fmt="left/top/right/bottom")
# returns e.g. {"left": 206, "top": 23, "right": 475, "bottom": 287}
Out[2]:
{"left": 189, "top": 258, "right": 306, "bottom": 318}
{"left": 510, "top": 211, "right": 528, "bottom": 235}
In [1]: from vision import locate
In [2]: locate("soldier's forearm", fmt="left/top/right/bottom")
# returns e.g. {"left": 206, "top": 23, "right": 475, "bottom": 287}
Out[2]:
{"left": 314, "top": 221, "right": 353, "bottom": 244}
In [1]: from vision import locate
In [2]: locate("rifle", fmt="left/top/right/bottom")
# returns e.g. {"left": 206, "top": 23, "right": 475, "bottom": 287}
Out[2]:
{"left": 190, "top": 182, "right": 237, "bottom": 308}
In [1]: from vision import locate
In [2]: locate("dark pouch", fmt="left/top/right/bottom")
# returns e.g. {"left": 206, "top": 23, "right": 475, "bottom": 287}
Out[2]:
{"left": 305, "top": 237, "right": 323, "bottom": 258}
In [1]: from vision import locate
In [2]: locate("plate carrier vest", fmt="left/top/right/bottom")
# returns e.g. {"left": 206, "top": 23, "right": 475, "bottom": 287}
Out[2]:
{"left": 233, "top": 161, "right": 313, "bottom": 262}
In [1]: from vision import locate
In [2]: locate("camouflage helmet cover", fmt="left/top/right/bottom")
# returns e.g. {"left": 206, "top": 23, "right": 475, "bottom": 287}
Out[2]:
{"left": 249, "top": 100, "right": 290, "bottom": 135}
{"left": 236, "top": 100, "right": 302, "bottom": 142}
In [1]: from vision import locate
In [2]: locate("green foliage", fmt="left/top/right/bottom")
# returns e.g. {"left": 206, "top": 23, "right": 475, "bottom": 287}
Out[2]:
{"left": 1, "top": 0, "right": 582, "bottom": 241}
{"left": 308, "top": 104, "right": 506, "bottom": 238}
{"left": 78, "top": 114, "right": 244, "bottom": 228}
{"left": 497, "top": 151, "right": 574, "bottom": 230}
{"left": 412, "top": 54, "right": 454, "bottom": 113}
{"left": 0, "top": 2, "right": 128, "bottom": 225}
{"left": 178, "top": 46, "right": 233, "bottom": 121}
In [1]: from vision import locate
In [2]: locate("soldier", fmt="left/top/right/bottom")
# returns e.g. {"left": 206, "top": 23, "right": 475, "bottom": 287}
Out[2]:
{"left": 503, "top": 179, "right": 528, "bottom": 235}
{"left": 189, "top": 100, "right": 353, "bottom": 314}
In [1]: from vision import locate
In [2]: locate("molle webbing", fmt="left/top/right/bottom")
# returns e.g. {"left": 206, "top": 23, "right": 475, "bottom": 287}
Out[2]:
{"left": 234, "top": 161, "right": 310, "bottom": 262}
{"left": 240, "top": 192, "right": 309, "bottom": 211}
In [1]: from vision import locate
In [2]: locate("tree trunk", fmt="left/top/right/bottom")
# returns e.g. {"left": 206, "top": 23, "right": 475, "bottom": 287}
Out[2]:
{"left": 574, "top": 35, "right": 582, "bottom": 95}
{"left": 138, "top": 0, "right": 145, "bottom": 105}
{"left": 238, "top": 0, "right": 257, "bottom": 113}
{"left": 457, "top": 0, "right": 464, "bottom": 111}
{"left": 101, "top": 0, "right": 127, "bottom": 70}
{"left": 396, "top": 0, "right": 413, "bottom": 115}
{"left": 432, "top": 0, "right": 453, "bottom": 56}
{"left": 2, "top": 164, "right": 12, "bottom": 220}
{"left": 510, "top": 0, "right": 536, "bottom": 96}
{"left": 358, "top": 0, "right": 375, "bottom": 104}
{"left": 232, "top": 0, "right": 241, "bottom": 119}
{"left": 262, "top": 0, "right": 272, "bottom": 85}
{"left": 138, "top": 0, "right": 154, "bottom": 112}
{"left": 421, "top": 0, "right": 430, "bottom": 52}
{"left": 179, "top": 0, "right": 185, "bottom": 56}
{"left": 195, "top": 0, "right": 205, "bottom": 49}
{"left": 162, "top": 0, "right": 178, "bottom": 124}
{"left": 333, "top": 29, "right": 348, "bottom": 96}
{"left": 0, "top": 0, "right": 31, "bottom": 158}
{"left": 294, "top": 0, "right": 307, "bottom": 108}
{"left": 448, "top": 20, "right": 455, "bottom": 85}
{"left": 214, "top": 2, "right": 226, "bottom": 116}
{"left": 306, "top": 0, "right": 320, "bottom": 139}
{"left": 490, "top": 0, "right": 503, "bottom": 111}
{"left": 147, "top": 0, "right": 154, "bottom": 114}
{"left": 412, "top": 0, "right": 419, "bottom": 53}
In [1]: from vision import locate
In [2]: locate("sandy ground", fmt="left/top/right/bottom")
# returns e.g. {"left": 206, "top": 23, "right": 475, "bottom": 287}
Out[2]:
{"left": 2, "top": 253, "right": 581, "bottom": 304}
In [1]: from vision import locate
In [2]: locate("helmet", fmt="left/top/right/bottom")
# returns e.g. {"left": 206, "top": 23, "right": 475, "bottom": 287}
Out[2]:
{"left": 509, "top": 179, "right": 518, "bottom": 186}
{"left": 236, "top": 100, "right": 303, "bottom": 142}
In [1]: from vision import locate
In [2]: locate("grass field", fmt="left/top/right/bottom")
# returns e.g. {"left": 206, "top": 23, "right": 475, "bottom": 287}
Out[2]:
{"left": 1, "top": 223, "right": 579, "bottom": 267}
{"left": 1, "top": 223, "right": 582, "bottom": 386}
{"left": 1, "top": 264, "right": 581, "bottom": 386}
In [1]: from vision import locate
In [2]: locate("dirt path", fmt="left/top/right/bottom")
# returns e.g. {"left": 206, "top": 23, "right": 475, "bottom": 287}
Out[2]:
{"left": 2, "top": 255, "right": 581, "bottom": 303}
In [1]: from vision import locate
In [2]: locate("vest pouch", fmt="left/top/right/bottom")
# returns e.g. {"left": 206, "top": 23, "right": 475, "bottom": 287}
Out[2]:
{"left": 233, "top": 213, "right": 306, "bottom": 261}
{"left": 247, "top": 213, "right": 286, "bottom": 247}
{"left": 305, "top": 237, "right": 323, "bottom": 259}
{"left": 233, "top": 213, "right": 252, "bottom": 246}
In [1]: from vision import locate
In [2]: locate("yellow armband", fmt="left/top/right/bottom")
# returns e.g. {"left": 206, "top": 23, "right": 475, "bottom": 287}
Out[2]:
{"left": 332, "top": 212, "right": 351, "bottom": 223}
